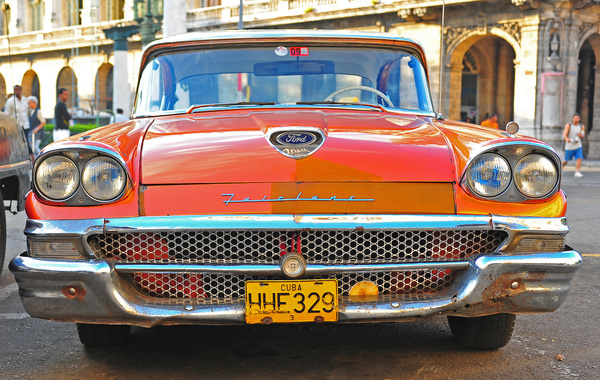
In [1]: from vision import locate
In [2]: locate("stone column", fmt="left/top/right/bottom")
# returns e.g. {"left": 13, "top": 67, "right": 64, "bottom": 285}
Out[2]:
{"left": 123, "top": 0, "right": 137, "bottom": 21}
{"left": 496, "top": 42, "right": 514, "bottom": 126}
{"left": 540, "top": 72, "right": 563, "bottom": 147}
{"left": 103, "top": 25, "right": 140, "bottom": 117}
{"left": 447, "top": 63, "right": 463, "bottom": 121}
{"left": 578, "top": 49, "right": 593, "bottom": 131}
{"left": 589, "top": 64, "right": 600, "bottom": 159}
{"left": 513, "top": 18, "right": 541, "bottom": 138}
{"left": 163, "top": 0, "right": 187, "bottom": 38}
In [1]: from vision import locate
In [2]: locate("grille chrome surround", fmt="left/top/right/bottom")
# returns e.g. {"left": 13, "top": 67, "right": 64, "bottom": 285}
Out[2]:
{"left": 87, "top": 229, "right": 507, "bottom": 301}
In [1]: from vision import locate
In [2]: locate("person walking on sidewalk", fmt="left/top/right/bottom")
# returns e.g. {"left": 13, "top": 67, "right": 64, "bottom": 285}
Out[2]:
{"left": 562, "top": 113, "right": 586, "bottom": 178}
{"left": 53, "top": 88, "right": 71, "bottom": 142}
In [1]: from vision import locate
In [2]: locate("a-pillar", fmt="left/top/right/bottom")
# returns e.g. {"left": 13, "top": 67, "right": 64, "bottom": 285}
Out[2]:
{"left": 103, "top": 25, "right": 139, "bottom": 117}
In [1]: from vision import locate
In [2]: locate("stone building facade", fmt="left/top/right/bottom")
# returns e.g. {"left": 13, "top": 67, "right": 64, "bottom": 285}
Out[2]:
{"left": 1, "top": 0, "right": 599, "bottom": 157}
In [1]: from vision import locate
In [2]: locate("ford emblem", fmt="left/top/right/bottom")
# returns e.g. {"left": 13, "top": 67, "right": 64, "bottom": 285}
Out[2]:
{"left": 275, "top": 132, "right": 317, "bottom": 146}
{"left": 267, "top": 127, "right": 326, "bottom": 159}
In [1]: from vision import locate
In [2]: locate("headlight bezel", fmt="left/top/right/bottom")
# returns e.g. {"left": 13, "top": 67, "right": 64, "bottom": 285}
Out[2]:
{"left": 33, "top": 146, "right": 131, "bottom": 205}
{"left": 461, "top": 142, "right": 561, "bottom": 202}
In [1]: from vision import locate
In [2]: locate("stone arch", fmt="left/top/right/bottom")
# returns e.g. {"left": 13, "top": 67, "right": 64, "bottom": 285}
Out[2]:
{"left": 56, "top": 66, "right": 78, "bottom": 109}
{"left": 95, "top": 63, "right": 113, "bottom": 112}
{"left": 0, "top": 73, "right": 6, "bottom": 111}
{"left": 446, "top": 30, "right": 517, "bottom": 125}
{"left": 21, "top": 70, "right": 41, "bottom": 107}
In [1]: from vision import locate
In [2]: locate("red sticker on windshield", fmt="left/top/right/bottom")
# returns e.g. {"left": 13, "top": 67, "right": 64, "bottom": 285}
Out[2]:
{"left": 290, "top": 47, "right": 309, "bottom": 56}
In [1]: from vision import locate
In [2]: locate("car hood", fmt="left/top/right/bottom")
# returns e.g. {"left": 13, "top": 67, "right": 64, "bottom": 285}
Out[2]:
{"left": 140, "top": 109, "right": 455, "bottom": 184}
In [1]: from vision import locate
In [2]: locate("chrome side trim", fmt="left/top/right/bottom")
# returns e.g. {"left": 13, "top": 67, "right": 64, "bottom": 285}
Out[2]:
{"left": 114, "top": 261, "right": 470, "bottom": 275}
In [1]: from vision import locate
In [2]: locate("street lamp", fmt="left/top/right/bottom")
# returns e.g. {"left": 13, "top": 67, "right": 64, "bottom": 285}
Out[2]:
{"left": 134, "top": 0, "right": 163, "bottom": 47}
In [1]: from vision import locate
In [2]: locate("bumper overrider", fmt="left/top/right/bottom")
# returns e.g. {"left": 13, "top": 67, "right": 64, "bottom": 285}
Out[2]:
{"left": 10, "top": 215, "right": 582, "bottom": 327}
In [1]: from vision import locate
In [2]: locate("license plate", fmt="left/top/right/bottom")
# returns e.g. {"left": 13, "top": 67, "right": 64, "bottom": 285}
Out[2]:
{"left": 245, "top": 279, "right": 338, "bottom": 324}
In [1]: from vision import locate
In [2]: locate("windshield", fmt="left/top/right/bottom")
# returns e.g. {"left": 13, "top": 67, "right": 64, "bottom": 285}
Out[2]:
{"left": 134, "top": 44, "right": 434, "bottom": 115}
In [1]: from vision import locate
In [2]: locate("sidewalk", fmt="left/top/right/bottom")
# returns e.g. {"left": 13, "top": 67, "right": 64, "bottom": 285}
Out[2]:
{"left": 563, "top": 159, "right": 600, "bottom": 171}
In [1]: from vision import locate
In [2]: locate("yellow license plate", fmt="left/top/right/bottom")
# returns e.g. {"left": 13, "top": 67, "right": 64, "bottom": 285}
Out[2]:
{"left": 245, "top": 280, "right": 338, "bottom": 324}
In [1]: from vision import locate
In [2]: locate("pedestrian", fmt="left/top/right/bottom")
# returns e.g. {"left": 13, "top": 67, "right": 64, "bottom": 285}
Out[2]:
{"left": 5, "top": 85, "right": 32, "bottom": 150}
{"left": 53, "top": 88, "right": 72, "bottom": 142}
{"left": 481, "top": 113, "right": 499, "bottom": 129}
{"left": 562, "top": 113, "right": 586, "bottom": 178}
{"left": 110, "top": 108, "right": 129, "bottom": 124}
{"left": 27, "top": 96, "right": 46, "bottom": 156}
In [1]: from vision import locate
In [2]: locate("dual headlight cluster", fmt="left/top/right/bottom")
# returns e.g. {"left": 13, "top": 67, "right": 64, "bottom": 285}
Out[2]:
{"left": 35, "top": 152, "right": 128, "bottom": 203}
{"left": 465, "top": 151, "right": 559, "bottom": 200}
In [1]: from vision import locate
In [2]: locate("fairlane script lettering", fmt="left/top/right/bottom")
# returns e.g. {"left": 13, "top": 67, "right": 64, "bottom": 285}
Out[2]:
{"left": 222, "top": 193, "right": 375, "bottom": 205}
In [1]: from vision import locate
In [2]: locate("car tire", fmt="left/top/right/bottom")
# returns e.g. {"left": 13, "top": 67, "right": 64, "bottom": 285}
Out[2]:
{"left": 0, "top": 191, "right": 6, "bottom": 277}
{"left": 76, "top": 323, "right": 131, "bottom": 347}
{"left": 447, "top": 313, "right": 516, "bottom": 350}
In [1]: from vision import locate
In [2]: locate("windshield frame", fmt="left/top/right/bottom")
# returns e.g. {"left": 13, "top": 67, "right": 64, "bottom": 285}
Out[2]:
{"left": 132, "top": 38, "right": 436, "bottom": 118}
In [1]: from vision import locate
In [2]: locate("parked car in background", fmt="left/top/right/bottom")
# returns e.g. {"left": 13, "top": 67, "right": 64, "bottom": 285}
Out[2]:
{"left": 0, "top": 112, "right": 30, "bottom": 275}
{"left": 10, "top": 30, "right": 582, "bottom": 349}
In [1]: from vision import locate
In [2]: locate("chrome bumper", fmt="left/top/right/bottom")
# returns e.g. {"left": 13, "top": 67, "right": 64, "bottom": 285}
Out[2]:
{"left": 10, "top": 215, "right": 583, "bottom": 327}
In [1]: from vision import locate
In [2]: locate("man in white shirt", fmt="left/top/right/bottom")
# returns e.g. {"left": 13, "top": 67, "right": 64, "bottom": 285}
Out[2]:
{"left": 5, "top": 85, "right": 30, "bottom": 132}
{"left": 5, "top": 85, "right": 32, "bottom": 155}
{"left": 110, "top": 108, "right": 129, "bottom": 124}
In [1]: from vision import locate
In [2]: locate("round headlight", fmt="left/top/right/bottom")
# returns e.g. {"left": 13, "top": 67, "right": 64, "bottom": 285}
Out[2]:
{"left": 514, "top": 154, "right": 558, "bottom": 198}
{"left": 467, "top": 153, "right": 511, "bottom": 197}
{"left": 35, "top": 155, "right": 79, "bottom": 200}
{"left": 82, "top": 156, "right": 126, "bottom": 201}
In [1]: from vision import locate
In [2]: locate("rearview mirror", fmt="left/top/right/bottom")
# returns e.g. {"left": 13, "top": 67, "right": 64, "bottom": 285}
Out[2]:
{"left": 254, "top": 60, "right": 335, "bottom": 76}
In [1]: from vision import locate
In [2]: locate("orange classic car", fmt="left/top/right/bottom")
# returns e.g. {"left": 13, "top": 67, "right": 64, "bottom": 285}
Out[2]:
{"left": 10, "top": 30, "right": 582, "bottom": 349}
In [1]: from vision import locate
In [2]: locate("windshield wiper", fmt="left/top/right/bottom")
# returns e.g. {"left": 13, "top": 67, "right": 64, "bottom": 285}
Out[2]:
{"left": 187, "top": 102, "right": 276, "bottom": 114}
{"left": 295, "top": 101, "right": 385, "bottom": 112}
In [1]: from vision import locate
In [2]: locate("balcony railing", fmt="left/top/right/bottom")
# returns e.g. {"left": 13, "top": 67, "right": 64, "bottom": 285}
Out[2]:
{"left": 0, "top": 20, "right": 139, "bottom": 56}
{"left": 188, "top": 0, "right": 393, "bottom": 28}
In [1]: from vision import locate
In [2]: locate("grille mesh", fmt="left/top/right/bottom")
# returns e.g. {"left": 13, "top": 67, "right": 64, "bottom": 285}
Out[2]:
{"left": 86, "top": 229, "right": 507, "bottom": 301}
{"left": 89, "top": 230, "right": 507, "bottom": 264}
{"left": 130, "top": 270, "right": 457, "bottom": 300}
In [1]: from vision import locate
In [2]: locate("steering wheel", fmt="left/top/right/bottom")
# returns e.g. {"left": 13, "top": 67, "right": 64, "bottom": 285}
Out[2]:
{"left": 324, "top": 85, "right": 394, "bottom": 108}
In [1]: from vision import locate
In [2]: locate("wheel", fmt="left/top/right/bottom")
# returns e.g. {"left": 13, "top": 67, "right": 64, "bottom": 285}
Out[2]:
{"left": 447, "top": 313, "right": 516, "bottom": 350}
{"left": 77, "top": 323, "right": 131, "bottom": 347}
{"left": 324, "top": 85, "right": 394, "bottom": 107}
{"left": 0, "top": 191, "right": 6, "bottom": 277}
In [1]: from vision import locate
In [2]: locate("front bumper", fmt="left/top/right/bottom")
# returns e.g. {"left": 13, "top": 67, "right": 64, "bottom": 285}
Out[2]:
{"left": 10, "top": 215, "right": 583, "bottom": 327}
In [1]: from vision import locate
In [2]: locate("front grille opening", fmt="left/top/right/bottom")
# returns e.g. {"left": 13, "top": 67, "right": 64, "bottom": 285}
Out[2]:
{"left": 89, "top": 230, "right": 507, "bottom": 264}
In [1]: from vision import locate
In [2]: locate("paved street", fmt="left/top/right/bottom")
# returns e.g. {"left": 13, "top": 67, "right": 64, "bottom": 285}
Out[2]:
{"left": 1, "top": 169, "right": 599, "bottom": 379}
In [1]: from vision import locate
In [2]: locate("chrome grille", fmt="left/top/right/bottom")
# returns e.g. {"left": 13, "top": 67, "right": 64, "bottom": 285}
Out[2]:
{"left": 86, "top": 229, "right": 507, "bottom": 301}
{"left": 89, "top": 230, "right": 507, "bottom": 264}
{"left": 130, "top": 270, "right": 457, "bottom": 301}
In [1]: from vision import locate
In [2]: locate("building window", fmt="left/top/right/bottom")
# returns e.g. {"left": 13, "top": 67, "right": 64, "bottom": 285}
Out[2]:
{"left": 68, "top": 0, "right": 83, "bottom": 26}
{"left": 30, "top": 0, "right": 44, "bottom": 31}
{"left": 107, "top": 0, "right": 124, "bottom": 21}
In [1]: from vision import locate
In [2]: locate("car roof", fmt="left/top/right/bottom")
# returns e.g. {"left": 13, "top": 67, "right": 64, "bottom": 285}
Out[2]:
{"left": 146, "top": 29, "right": 425, "bottom": 51}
